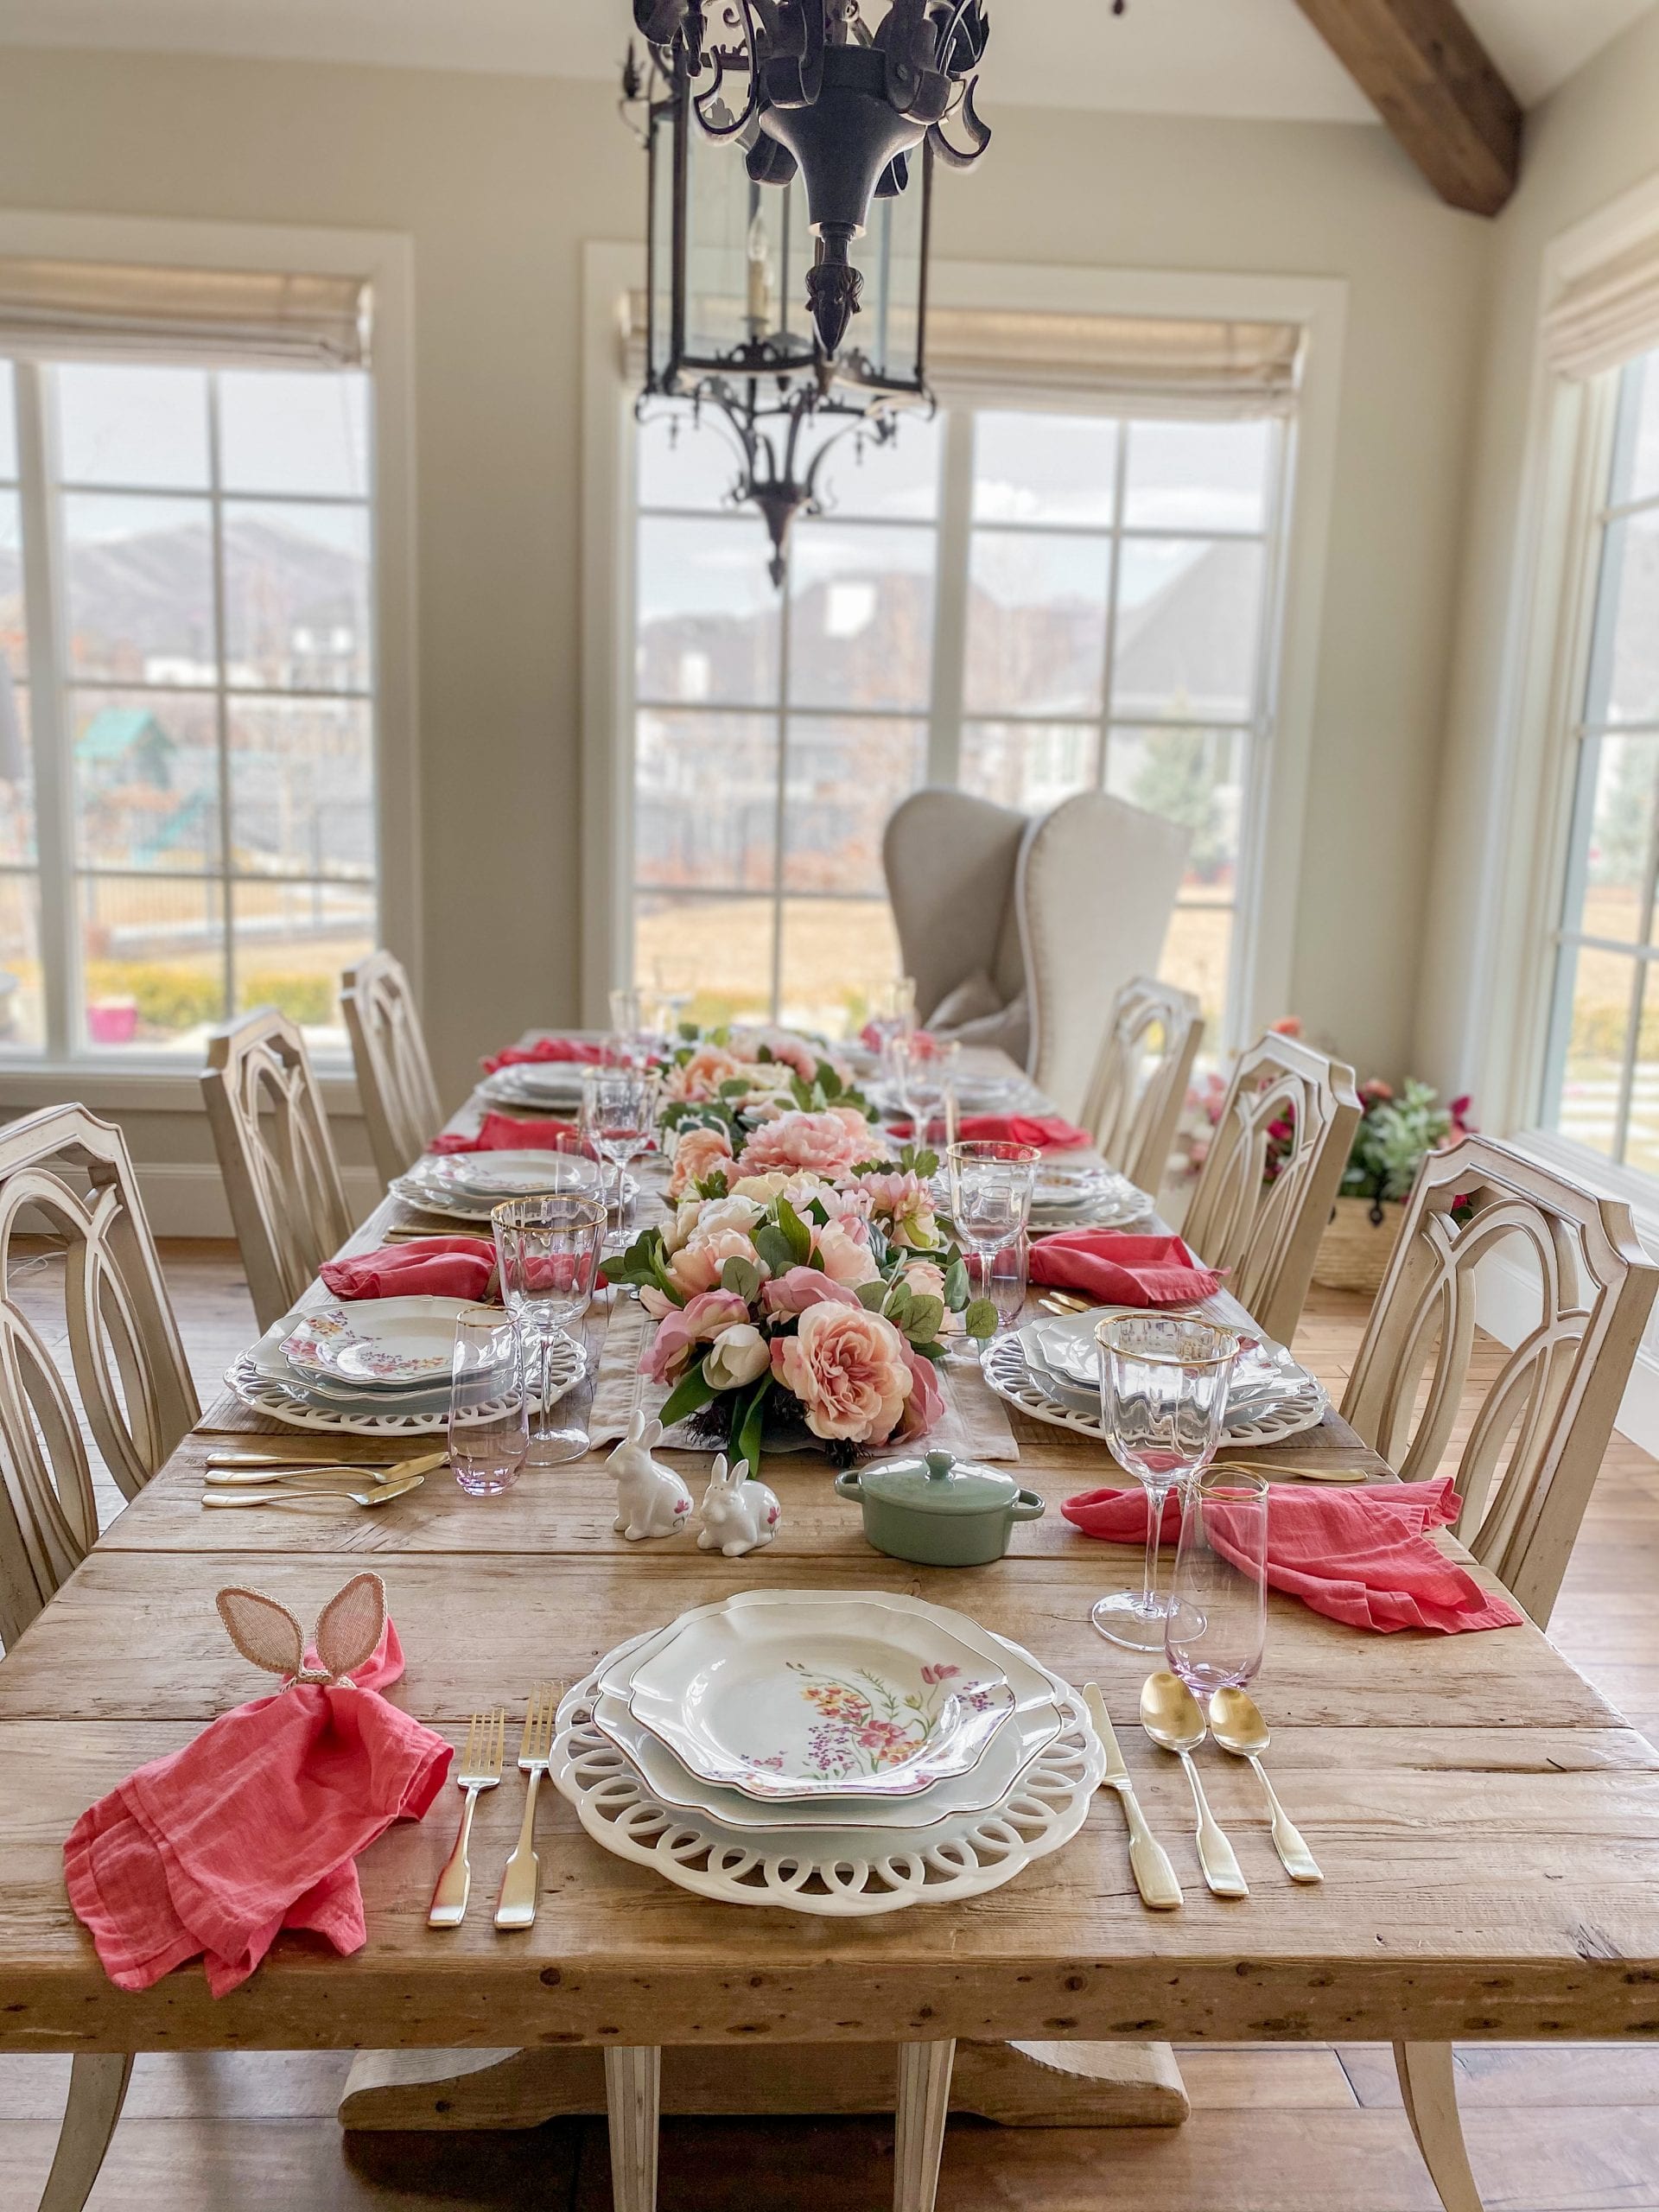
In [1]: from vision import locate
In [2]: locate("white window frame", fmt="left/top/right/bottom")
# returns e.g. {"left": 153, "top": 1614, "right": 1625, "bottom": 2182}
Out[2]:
{"left": 1461, "top": 172, "right": 1659, "bottom": 1224}
{"left": 582, "top": 242, "right": 1347, "bottom": 1044}
{"left": 0, "top": 209, "right": 419, "bottom": 1105}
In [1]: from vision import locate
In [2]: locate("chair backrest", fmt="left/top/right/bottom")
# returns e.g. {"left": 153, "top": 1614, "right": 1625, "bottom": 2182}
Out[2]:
{"left": 1342, "top": 1135, "right": 1659, "bottom": 1627}
{"left": 1018, "top": 791, "right": 1190, "bottom": 1122}
{"left": 882, "top": 788, "right": 1027, "bottom": 1030}
{"left": 0, "top": 1104, "right": 199, "bottom": 1644}
{"left": 1081, "top": 976, "right": 1204, "bottom": 1193}
{"left": 341, "top": 950, "right": 442, "bottom": 1185}
{"left": 1182, "top": 1030, "right": 1362, "bottom": 1346}
{"left": 201, "top": 1007, "right": 355, "bottom": 1332}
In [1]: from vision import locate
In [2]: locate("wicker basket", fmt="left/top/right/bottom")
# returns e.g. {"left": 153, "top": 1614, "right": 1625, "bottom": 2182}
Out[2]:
{"left": 1312, "top": 1194, "right": 1404, "bottom": 1298}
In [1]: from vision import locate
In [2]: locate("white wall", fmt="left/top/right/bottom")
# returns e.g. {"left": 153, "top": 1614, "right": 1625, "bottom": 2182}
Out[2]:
{"left": 0, "top": 47, "right": 1492, "bottom": 1222}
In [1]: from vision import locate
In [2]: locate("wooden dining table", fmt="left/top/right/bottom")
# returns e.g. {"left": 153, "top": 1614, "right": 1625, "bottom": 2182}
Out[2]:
{"left": 5, "top": 1043, "right": 1659, "bottom": 2212}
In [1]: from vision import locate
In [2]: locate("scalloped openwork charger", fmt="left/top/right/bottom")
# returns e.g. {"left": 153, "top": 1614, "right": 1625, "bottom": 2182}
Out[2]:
{"left": 980, "top": 1332, "right": 1330, "bottom": 1450}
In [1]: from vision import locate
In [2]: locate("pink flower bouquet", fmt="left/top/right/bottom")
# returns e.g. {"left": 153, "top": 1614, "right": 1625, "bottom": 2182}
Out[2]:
{"left": 609, "top": 1156, "right": 994, "bottom": 1472}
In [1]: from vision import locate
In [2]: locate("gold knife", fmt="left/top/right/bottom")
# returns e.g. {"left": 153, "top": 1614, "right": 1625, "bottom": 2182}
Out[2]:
{"left": 204, "top": 1447, "right": 449, "bottom": 1477}
{"left": 202, "top": 1472, "right": 427, "bottom": 1510}
{"left": 1084, "top": 1682, "right": 1182, "bottom": 1910}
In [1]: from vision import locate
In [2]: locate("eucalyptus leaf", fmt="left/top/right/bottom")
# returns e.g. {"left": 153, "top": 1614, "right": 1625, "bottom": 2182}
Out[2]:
{"left": 855, "top": 1280, "right": 889, "bottom": 1311}
{"left": 904, "top": 1293, "right": 945, "bottom": 1343}
{"left": 753, "top": 1224, "right": 796, "bottom": 1278}
{"left": 963, "top": 1297, "right": 999, "bottom": 1338}
{"left": 942, "top": 1255, "right": 969, "bottom": 1306}
{"left": 720, "top": 1255, "right": 763, "bottom": 1303}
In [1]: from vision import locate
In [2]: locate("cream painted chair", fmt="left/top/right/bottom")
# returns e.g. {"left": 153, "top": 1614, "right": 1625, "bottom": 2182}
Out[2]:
{"left": 1181, "top": 1030, "right": 1361, "bottom": 1347}
{"left": 201, "top": 1007, "right": 356, "bottom": 1332}
{"left": 342, "top": 950, "right": 442, "bottom": 1185}
{"left": 1080, "top": 975, "right": 1203, "bottom": 1194}
{"left": 1018, "top": 792, "right": 1190, "bottom": 1124}
{"left": 882, "top": 789, "right": 1031, "bottom": 1060}
{"left": 1340, "top": 1135, "right": 1659, "bottom": 2212}
{"left": 0, "top": 1104, "right": 199, "bottom": 2212}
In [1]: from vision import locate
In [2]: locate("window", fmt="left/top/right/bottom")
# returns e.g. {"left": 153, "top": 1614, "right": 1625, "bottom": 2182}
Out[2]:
{"left": 1541, "top": 342, "right": 1659, "bottom": 1171}
{"left": 0, "top": 358, "right": 376, "bottom": 1059}
{"left": 629, "top": 401, "right": 1287, "bottom": 1042}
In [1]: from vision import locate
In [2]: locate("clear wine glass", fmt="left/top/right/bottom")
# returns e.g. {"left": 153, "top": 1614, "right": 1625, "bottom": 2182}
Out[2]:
{"left": 492, "top": 1192, "right": 606, "bottom": 1465}
{"left": 1090, "top": 1313, "right": 1238, "bottom": 1652}
{"left": 895, "top": 1037, "right": 960, "bottom": 1148}
{"left": 946, "top": 1139, "right": 1038, "bottom": 1318}
{"left": 448, "top": 1309, "right": 530, "bottom": 1497}
{"left": 580, "top": 1067, "right": 660, "bottom": 1227}
{"left": 1166, "top": 1471, "right": 1268, "bottom": 1696}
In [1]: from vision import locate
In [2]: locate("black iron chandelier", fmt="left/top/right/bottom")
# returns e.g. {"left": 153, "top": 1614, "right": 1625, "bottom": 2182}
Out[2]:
{"left": 622, "top": 0, "right": 992, "bottom": 582}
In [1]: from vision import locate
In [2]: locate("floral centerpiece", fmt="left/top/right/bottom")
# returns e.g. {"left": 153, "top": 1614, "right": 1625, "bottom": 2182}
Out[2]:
{"left": 657, "top": 1025, "right": 871, "bottom": 1151}
{"left": 609, "top": 1114, "right": 997, "bottom": 1473}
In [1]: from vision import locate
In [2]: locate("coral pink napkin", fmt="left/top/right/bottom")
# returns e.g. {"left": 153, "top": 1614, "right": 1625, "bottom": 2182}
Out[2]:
{"left": 64, "top": 1621, "right": 451, "bottom": 1994}
{"left": 1028, "top": 1230, "right": 1221, "bottom": 1306}
{"left": 481, "top": 1035, "right": 604, "bottom": 1074}
{"left": 1061, "top": 1477, "right": 1524, "bottom": 1635}
{"left": 321, "top": 1236, "right": 498, "bottom": 1302}
{"left": 889, "top": 1111, "right": 1092, "bottom": 1151}
{"left": 427, "top": 1112, "right": 579, "bottom": 1154}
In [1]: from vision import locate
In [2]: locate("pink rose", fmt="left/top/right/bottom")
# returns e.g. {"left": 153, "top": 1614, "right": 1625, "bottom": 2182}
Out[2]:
{"left": 748, "top": 1027, "right": 819, "bottom": 1084}
{"left": 762, "top": 1267, "right": 864, "bottom": 1319}
{"left": 770, "top": 1302, "right": 914, "bottom": 1443}
{"left": 738, "top": 1109, "right": 870, "bottom": 1179}
{"left": 666, "top": 1228, "right": 765, "bottom": 1299}
{"left": 810, "top": 1217, "right": 881, "bottom": 1288}
{"left": 664, "top": 1046, "right": 743, "bottom": 1104}
{"left": 851, "top": 1168, "right": 939, "bottom": 1250}
{"left": 639, "top": 1287, "right": 752, "bottom": 1383}
{"left": 894, "top": 1344, "right": 946, "bottom": 1441}
{"left": 668, "top": 1122, "right": 735, "bottom": 1198}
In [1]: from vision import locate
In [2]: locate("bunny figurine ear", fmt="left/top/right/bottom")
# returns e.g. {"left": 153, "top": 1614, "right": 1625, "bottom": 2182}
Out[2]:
{"left": 217, "top": 1586, "right": 306, "bottom": 1681}
{"left": 729, "top": 1457, "right": 750, "bottom": 1485}
{"left": 313, "top": 1572, "right": 387, "bottom": 1684}
{"left": 710, "top": 1452, "right": 728, "bottom": 1486}
{"left": 640, "top": 1416, "right": 664, "bottom": 1450}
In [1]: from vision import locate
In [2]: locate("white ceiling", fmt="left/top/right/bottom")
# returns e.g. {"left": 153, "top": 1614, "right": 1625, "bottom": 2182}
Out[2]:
{"left": 0, "top": 0, "right": 1650, "bottom": 119}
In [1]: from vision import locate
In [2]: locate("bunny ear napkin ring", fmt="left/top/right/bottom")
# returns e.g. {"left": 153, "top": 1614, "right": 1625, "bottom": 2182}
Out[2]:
{"left": 217, "top": 1571, "right": 387, "bottom": 1689}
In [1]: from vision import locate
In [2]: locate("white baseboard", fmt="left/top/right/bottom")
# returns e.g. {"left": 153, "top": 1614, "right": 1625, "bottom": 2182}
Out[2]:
{"left": 1475, "top": 1247, "right": 1659, "bottom": 1458}
{"left": 133, "top": 1161, "right": 385, "bottom": 1240}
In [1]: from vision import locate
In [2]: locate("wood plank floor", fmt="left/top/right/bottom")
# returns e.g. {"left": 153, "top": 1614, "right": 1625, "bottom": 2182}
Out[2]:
{"left": 8, "top": 1247, "right": 1659, "bottom": 2209}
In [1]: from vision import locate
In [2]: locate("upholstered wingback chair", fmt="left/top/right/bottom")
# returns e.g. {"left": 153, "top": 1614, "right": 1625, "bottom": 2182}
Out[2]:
{"left": 882, "top": 790, "right": 1032, "bottom": 1061}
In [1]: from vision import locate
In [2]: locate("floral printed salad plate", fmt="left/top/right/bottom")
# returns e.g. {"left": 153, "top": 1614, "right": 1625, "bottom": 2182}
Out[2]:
{"left": 611, "top": 1590, "right": 1052, "bottom": 1803}
{"left": 281, "top": 1297, "right": 491, "bottom": 1389}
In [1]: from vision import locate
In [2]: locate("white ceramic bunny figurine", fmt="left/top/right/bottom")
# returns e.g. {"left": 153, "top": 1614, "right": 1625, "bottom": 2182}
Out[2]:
{"left": 606, "top": 1408, "right": 695, "bottom": 1540}
{"left": 696, "top": 1453, "right": 781, "bottom": 1558}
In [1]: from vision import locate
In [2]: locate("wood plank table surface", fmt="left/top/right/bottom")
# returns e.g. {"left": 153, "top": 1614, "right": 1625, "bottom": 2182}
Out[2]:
{"left": 4, "top": 1042, "right": 1659, "bottom": 2212}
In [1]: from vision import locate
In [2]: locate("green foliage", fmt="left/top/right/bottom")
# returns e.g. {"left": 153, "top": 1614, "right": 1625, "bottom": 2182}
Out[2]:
{"left": 963, "top": 1297, "right": 999, "bottom": 1339}
{"left": 1342, "top": 1078, "right": 1464, "bottom": 1204}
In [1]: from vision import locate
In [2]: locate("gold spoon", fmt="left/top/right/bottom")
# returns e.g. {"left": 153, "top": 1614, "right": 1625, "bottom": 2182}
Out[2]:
{"left": 1210, "top": 1457, "right": 1368, "bottom": 1486}
{"left": 205, "top": 1447, "right": 449, "bottom": 1476}
{"left": 1139, "top": 1671, "right": 1249, "bottom": 1898}
{"left": 1207, "top": 1688, "right": 1323, "bottom": 1884}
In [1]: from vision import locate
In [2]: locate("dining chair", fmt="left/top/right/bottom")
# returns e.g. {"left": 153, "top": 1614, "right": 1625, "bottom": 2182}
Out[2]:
{"left": 341, "top": 950, "right": 442, "bottom": 1185}
{"left": 201, "top": 1006, "right": 357, "bottom": 1332}
{"left": 882, "top": 788, "right": 1031, "bottom": 1058}
{"left": 1340, "top": 1135, "right": 1659, "bottom": 2212}
{"left": 1181, "top": 1031, "right": 1362, "bottom": 1347}
{"left": 0, "top": 1105, "right": 198, "bottom": 2212}
{"left": 1018, "top": 791, "right": 1190, "bottom": 1124}
{"left": 1079, "top": 975, "right": 1203, "bottom": 1194}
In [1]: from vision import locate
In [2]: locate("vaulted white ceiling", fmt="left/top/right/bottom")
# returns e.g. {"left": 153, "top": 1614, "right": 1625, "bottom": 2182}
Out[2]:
{"left": 0, "top": 0, "right": 1650, "bottom": 118}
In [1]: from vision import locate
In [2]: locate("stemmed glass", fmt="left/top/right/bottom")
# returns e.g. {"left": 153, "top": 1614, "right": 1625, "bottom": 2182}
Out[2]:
{"left": 492, "top": 1192, "right": 607, "bottom": 1465}
{"left": 580, "top": 1066, "right": 660, "bottom": 1229}
{"left": 1165, "top": 1470, "right": 1268, "bottom": 1695}
{"left": 946, "top": 1140, "right": 1038, "bottom": 1334}
{"left": 892, "top": 1036, "right": 960, "bottom": 1148}
{"left": 649, "top": 958, "right": 693, "bottom": 1047}
{"left": 448, "top": 1309, "right": 530, "bottom": 1497}
{"left": 1090, "top": 1314, "right": 1238, "bottom": 1651}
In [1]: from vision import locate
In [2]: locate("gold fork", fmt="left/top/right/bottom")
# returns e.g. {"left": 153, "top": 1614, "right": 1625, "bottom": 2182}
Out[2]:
{"left": 428, "top": 1708, "right": 506, "bottom": 1927}
{"left": 494, "top": 1682, "right": 562, "bottom": 1930}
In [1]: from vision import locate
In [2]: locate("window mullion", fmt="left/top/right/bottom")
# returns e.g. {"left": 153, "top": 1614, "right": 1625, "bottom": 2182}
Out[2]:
{"left": 206, "top": 372, "right": 235, "bottom": 1025}
{"left": 1095, "top": 418, "right": 1128, "bottom": 793}
{"left": 16, "top": 361, "right": 79, "bottom": 1059}
{"left": 925, "top": 407, "right": 973, "bottom": 787}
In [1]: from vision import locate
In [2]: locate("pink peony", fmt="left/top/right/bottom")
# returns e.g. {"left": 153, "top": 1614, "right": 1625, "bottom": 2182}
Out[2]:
{"left": 810, "top": 1217, "right": 881, "bottom": 1288}
{"left": 850, "top": 1168, "right": 939, "bottom": 1250}
{"left": 664, "top": 1046, "right": 744, "bottom": 1104}
{"left": 770, "top": 1302, "right": 914, "bottom": 1443}
{"left": 640, "top": 1288, "right": 752, "bottom": 1383}
{"left": 738, "top": 1109, "right": 870, "bottom": 1179}
{"left": 668, "top": 1122, "right": 735, "bottom": 1198}
{"left": 899, "top": 1258, "right": 946, "bottom": 1302}
{"left": 762, "top": 1267, "right": 864, "bottom": 1319}
{"left": 893, "top": 1344, "right": 946, "bottom": 1442}
{"left": 748, "top": 1027, "right": 819, "bottom": 1084}
{"left": 666, "top": 1228, "right": 765, "bottom": 1299}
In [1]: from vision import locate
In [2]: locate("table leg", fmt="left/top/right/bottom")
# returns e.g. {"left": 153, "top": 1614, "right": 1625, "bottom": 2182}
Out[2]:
{"left": 893, "top": 2039, "right": 956, "bottom": 2212}
{"left": 39, "top": 2053, "right": 133, "bottom": 2212}
{"left": 1394, "top": 2043, "right": 1484, "bottom": 2212}
{"left": 603, "top": 2044, "right": 661, "bottom": 2212}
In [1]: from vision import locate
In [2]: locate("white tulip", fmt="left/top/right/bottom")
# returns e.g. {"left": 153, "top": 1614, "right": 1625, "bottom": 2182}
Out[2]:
{"left": 702, "top": 1322, "right": 771, "bottom": 1390}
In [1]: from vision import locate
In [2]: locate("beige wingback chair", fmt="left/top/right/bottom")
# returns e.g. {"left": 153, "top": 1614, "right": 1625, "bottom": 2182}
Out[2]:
{"left": 882, "top": 790, "right": 1031, "bottom": 1060}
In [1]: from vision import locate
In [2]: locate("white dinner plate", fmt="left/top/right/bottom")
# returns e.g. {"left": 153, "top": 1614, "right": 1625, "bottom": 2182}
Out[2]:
{"left": 440, "top": 1149, "right": 601, "bottom": 1199}
{"left": 282, "top": 1296, "right": 493, "bottom": 1388}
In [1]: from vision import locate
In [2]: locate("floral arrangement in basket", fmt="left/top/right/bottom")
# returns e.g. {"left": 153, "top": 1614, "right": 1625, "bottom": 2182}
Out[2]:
{"left": 1339, "top": 1077, "right": 1476, "bottom": 1216}
{"left": 657, "top": 1026, "right": 870, "bottom": 1149}
{"left": 608, "top": 1116, "right": 997, "bottom": 1472}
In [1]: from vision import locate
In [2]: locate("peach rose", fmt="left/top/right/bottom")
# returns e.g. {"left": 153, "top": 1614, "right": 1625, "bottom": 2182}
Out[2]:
{"left": 738, "top": 1109, "right": 870, "bottom": 1179}
{"left": 665, "top": 1227, "right": 764, "bottom": 1299}
{"left": 664, "top": 1046, "right": 744, "bottom": 1103}
{"left": 668, "top": 1122, "right": 736, "bottom": 1198}
{"left": 770, "top": 1302, "right": 913, "bottom": 1443}
{"left": 810, "top": 1217, "right": 881, "bottom": 1288}
{"left": 893, "top": 1343, "right": 946, "bottom": 1442}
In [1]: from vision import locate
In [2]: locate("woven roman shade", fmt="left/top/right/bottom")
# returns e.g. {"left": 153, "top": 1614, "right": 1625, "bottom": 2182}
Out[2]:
{"left": 0, "top": 257, "right": 371, "bottom": 368}
{"left": 623, "top": 290, "right": 1301, "bottom": 418}
{"left": 1542, "top": 235, "right": 1659, "bottom": 383}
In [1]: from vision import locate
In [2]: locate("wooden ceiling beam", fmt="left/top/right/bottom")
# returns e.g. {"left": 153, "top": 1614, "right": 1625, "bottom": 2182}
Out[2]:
{"left": 1291, "top": 0, "right": 1522, "bottom": 217}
